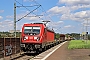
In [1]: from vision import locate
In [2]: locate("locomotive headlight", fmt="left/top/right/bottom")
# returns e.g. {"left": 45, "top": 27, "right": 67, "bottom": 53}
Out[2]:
{"left": 34, "top": 37, "right": 37, "bottom": 40}
{"left": 24, "top": 36, "right": 28, "bottom": 40}
{"left": 34, "top": 37, "right": 40, "bottom": 41}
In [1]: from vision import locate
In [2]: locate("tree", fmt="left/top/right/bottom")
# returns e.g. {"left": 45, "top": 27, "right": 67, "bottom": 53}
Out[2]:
{"left": 55, "top": 33, "right": 60, "bottom": 40}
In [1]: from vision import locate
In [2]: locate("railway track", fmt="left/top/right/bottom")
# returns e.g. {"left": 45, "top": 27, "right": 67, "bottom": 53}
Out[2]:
{"left": 10, "top": 42, "right": 65, "bottom": 60}
{"left": 10, "top": 52, "right": 39, "bottom": 60}
{"left": 0, "top": 38, "right": 66, "bottom": 60}
{"left": 8, "top": 44, "right": 57, "bottom": 60}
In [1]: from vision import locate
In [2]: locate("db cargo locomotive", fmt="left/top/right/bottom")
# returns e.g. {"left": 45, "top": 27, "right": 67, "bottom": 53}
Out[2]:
{"left": 21, "top": 23, "right": 54, "bottom": 52}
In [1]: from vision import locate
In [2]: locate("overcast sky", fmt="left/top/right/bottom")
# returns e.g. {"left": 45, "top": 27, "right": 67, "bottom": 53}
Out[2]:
{"left": 0, "top": 0, "right": 90, "bottom": 34}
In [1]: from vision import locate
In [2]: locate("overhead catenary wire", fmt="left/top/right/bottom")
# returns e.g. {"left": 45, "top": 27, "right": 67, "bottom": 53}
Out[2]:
{"left": 15, "top": 0, "right": 54, "bottom": 23}
{"left": 14, "top": 0, "right": 41, "bottom": 38}
{"left": 31, "top": 0, "right": 55, "bottom": 28}
{"left": 15, "top": 0, "right": 55, "bottom": 28}
{"left": 29, "top": 0, "right": 45, "bottom": 20}
{"left": 15, "top": 0, "right": 42, "bottom": 22}
{"left": 16, "top": 5, "right": 41, "bottom": 22}
{"left": 31, "top": 0, "right": 56, "bottom": 32}
{"left": 31, "top": 0, "right": 54, "bottom": 21}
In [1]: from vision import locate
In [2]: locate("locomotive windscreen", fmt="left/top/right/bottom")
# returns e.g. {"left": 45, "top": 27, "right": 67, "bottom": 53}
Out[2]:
{"left": 24, "top": 26, "right": 40, "bottom": 35}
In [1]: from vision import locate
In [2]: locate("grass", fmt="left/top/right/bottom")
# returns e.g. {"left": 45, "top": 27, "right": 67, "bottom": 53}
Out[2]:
{"left": 68, "top": 40, "right": 90, "bottom": 49}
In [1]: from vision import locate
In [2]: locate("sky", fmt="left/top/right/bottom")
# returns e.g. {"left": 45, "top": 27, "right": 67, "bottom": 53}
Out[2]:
{"left": 0, "top": 0, "right": 90, "bottom": 34}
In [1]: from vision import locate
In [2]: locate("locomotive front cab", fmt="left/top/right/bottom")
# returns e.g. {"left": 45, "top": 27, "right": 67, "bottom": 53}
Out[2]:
{"left": 21, "top": 23, "right": 45, "bottom": 52}
{"left": 22, "top": 26, "right": 42, "bottom": 43}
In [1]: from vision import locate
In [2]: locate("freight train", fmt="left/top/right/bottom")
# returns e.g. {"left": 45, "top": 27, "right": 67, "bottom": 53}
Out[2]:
{"left": 20, "top": 23, "right": 65, "bottom": 53}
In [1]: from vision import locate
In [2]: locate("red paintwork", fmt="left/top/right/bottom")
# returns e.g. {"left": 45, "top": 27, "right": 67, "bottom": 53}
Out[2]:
{"left": 21, "top": 23, "right": 54, "bottom": 44}
{"left": 46, "top": 30, "right": 54, "bottom": 42}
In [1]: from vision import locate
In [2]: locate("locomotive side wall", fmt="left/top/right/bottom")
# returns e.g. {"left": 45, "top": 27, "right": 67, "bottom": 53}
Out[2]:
{"left": 46, "top": 30, "right": 54, "bottom": 42}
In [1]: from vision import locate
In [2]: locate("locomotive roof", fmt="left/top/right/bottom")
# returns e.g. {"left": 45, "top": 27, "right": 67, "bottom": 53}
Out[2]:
{"left": 33, "top": 23, "right": 43, "bottom": 24}
{"left": 23, "top": 23, "right": 45, "bottom": 26}
{"left": 23, "top": 23, "right": 54, "bottom": 33}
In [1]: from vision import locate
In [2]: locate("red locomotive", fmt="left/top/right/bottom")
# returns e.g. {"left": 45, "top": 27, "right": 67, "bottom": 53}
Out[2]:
{"left": 21, "top": 23, "right": 54, "bottom": 53}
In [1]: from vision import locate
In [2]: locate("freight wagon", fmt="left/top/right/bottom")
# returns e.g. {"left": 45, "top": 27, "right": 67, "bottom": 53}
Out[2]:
{"left": 59, "top": 34, "right": 65, "bottom": 41}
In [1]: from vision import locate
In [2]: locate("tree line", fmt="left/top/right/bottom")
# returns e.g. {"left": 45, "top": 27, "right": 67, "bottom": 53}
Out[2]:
{"left": 55, "top": 33, "right": 90, "bottom": 40}
{"left": 0, "top": 32, "right": 90, "bottom": 40}
{"left": 0, "top": 32, "right": 21, "bottom": 38}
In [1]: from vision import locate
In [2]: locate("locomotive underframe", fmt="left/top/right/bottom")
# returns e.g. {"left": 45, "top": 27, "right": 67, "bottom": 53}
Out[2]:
{"left": 20, "top": 41, "right": 57, "bottom": 52}
{"left": 21, "top": 43, "right": 43, "bottom": 52}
